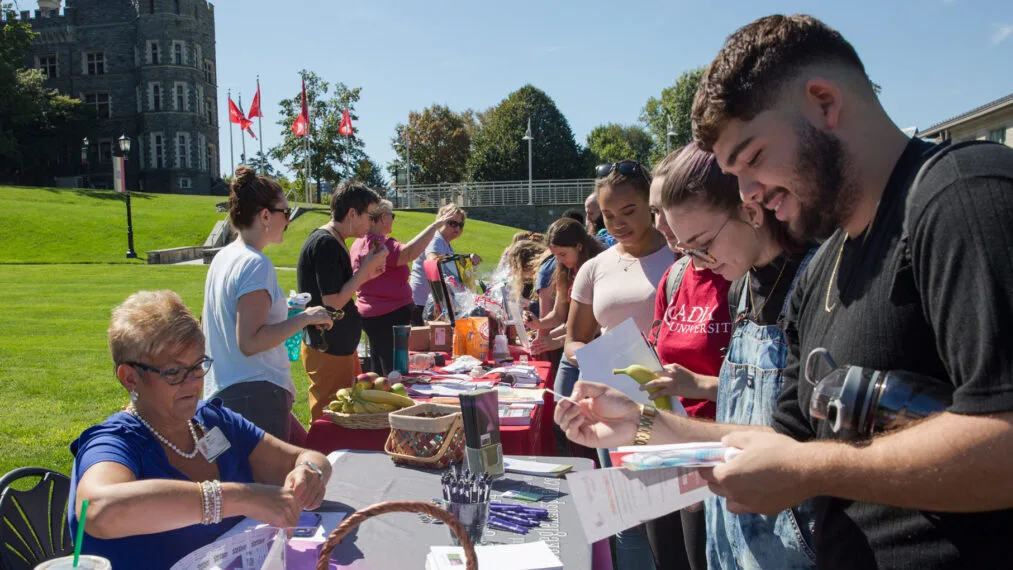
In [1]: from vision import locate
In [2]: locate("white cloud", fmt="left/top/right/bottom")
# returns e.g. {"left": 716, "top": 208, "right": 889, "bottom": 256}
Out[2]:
{"left": 993, "top": 24, "right": 1013, "bottom": 45}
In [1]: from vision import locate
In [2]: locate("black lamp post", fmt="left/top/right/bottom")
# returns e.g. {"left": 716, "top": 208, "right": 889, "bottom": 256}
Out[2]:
{"left": 118, "top": 134, "right": 138, "bottom": 259}
{"left": 81, "top": 137, "right": 89, "bottom": 187}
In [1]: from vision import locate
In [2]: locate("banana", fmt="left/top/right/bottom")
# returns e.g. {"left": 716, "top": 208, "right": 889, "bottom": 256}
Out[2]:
{"left": 361, "top": 401, "right": 397, "bottom": 414}
{"left": 341, "top": 401, "right": 355, "bottom": 414}
{"left": 358, "top": 389, "right": 414, "bottom": 409}
{"left": 351, "top": 401, "right": 367, "bottom": 414}
{"left": 613, "top": 365, "right": 672, "bottom": 411}
{"left": 336, "top": 388, "right": 351, "bottom": 400}
{"left": 328, "top": 400, "right": 343, "bottom": 411}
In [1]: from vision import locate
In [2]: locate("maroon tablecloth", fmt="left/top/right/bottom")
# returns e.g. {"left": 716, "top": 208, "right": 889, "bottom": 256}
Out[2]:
{"left": 304, "top": 357, "right": 558, "bottom": 457}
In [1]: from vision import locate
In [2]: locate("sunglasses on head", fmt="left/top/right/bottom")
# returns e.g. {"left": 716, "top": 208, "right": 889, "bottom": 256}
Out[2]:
{"left": 595, "top": 160, "right": 647, "bottom": 179}
{"left": 267, "top": 206, "right": 292, "bottom": 218}
{"left": 446, "top": 220, "right": 465, "bottom": 229}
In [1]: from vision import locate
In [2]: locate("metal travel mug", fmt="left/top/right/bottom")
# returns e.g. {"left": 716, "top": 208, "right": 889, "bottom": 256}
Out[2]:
{"left": 393, "top": 325, "right": 410, "bottom": 374}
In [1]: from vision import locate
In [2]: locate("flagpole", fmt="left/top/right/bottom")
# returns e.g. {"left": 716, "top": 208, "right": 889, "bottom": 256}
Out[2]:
{"left": 257, "top": 75, "right": 264, "bottom": 174}
{"left": 239, "top": 92, "right": 247, "bottom": 165}
{"left": 228, "top": 88, "right": 235, "bottom": 175}
{"left": 305, "top": 73, "right": 313, "bottom": 204}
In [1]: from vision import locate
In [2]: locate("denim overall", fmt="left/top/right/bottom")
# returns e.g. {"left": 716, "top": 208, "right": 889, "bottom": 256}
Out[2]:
{"left": 705, "top": 253, "right": 817, "bottom": 570}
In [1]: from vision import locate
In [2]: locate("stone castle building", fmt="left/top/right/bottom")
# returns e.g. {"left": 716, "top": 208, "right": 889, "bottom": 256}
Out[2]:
{"left": 19, "top": 0, "right": 220, "bottom": 194}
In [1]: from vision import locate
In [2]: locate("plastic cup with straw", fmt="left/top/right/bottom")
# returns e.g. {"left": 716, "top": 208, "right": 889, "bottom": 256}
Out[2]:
{"left": 32, "top": 499, "right": 111, "bottom": 570}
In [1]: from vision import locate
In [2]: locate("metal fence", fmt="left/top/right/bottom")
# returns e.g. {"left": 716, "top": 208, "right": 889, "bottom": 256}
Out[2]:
{"left": 388, "top": 179, "right": 595, "bottom": 209}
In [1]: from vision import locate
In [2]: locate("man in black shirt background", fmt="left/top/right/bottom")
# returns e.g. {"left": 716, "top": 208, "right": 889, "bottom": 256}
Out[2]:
{"left": 554, "top": 13, "right": 1013, "bottom": 569}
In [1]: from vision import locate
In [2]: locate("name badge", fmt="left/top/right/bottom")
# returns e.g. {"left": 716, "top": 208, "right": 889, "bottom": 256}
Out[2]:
{"left": 197, "top": 426, "right": 231, "bottom": 462}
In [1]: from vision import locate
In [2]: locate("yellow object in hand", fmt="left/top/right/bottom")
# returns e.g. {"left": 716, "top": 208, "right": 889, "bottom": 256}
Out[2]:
{"left": 613, "top": 365, "right": 672, "bottom": 411}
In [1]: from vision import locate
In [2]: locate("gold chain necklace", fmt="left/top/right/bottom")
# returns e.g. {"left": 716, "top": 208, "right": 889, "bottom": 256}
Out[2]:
{"left": 747, "top": 259, "right": 789, "bottom": 320}
{"left": 824, "top": 207, "right": 878, "bottom": 313}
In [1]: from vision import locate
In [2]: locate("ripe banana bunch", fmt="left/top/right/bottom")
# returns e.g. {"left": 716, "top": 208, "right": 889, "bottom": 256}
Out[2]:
{"left": 329, "top": 384, "right": 415, "bottom": 414}
{"left": 613, "top": 364, "right": 673, "bottom": 411}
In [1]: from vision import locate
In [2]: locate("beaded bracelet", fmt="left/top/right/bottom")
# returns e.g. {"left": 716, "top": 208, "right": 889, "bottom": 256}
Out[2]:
{"left": 197, "top": 480, "right": 223, "bottom": 525}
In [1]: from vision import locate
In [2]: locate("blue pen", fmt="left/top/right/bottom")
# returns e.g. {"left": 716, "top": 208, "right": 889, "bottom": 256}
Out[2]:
{"left": 489, "top": 505, "right": 545, "bottom": 521}
{"left": 488, "top": 510, "right": 539, "bottom": 527}
{"left": 488, "top": 517, "right": 529, "bottom": 534}
{"left": 490, "top": 502, "right": 549, "bottom": 518}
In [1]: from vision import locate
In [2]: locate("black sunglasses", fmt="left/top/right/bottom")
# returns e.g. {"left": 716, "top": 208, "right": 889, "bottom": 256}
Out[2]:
{"left": 126, "top": 357, "right": 213, "bottom": 386}
{"left": 267, "top": 207, "right": 292, "bottom": 218}
{"left": 596, "top": 160, "right": 648, "bottom": 179}
{"left": 371, "top": 212, "right": 395, "bottom": 221}
{"left": 446, "top": 220, "right": 465, "bottom": 229}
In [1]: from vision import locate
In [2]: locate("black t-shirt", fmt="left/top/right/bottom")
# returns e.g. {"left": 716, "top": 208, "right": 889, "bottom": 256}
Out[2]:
{"left": 774, "top": 139, "right": 1013, "bottom": 568}
{"left": 296, "top": 228, "right": 361, "bottom": 356}
{"left": 728, "top": 251, "right": 810, "bottom": 326}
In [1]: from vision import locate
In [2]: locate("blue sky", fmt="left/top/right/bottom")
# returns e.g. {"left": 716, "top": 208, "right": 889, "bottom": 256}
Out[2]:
{"left": 47, "top": 0, "right": 1013, "bottom": 179}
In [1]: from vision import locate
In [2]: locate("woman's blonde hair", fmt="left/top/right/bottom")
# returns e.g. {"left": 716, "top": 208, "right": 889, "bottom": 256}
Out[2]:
{"left": 438, "top": 203, "right": 466, "bottom": 220}
{"left": 108, "top": 290, "right": 204, "bottom": 368}
{"left": 376, "top": 199, "right": 394, "bottom": 215}
{"left": 505, "top": 240, "right": 549, "bottom": 302}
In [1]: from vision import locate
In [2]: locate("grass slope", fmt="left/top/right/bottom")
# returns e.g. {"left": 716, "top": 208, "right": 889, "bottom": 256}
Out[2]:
{"left": 0, "top": 264, "right": 304, "bottom": 476}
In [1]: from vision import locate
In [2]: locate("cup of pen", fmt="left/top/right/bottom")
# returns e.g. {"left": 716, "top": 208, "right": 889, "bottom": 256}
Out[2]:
{"left": 446, "top": 499, "right": 490, "bottom": 546}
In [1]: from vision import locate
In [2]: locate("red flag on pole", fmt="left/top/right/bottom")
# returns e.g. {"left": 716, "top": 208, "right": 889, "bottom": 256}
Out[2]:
{"left": 292, "top": 79, "right": 309, "bottom": 137}
{"left": 228, "top": 96, "right": 245, "bottom": 125}
{"left": 338, "top": 108, "right": 353, "bottom": 137}
{"left": 248, "top": 84, "right": 263, "bottom": 119}
{"left": 235, "top": 98, "right": 256, "bottom": 138}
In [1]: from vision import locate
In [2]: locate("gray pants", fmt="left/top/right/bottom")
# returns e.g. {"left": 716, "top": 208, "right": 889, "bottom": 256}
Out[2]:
{"left": 215, "top": 381, "right": 294, "bottom": 442}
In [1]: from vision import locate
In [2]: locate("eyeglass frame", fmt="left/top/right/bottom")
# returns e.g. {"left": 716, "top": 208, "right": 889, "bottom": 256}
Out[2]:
{"left": 445, "top": 220, "right": 465, "bottom": 229}
{"left": 125, "top": 357, "right": 214, "bottom": 386}
{"left": 370, "top": 211, "right": 395, "bottom": 222}
{"left": 266, "top": 206, "right": 292, "bottom": 219}
{"left": 674, "top": 215, "right": 732, "bottom": 265}
{"left": 595, "top": 160, "right": 648, "bottom": 180}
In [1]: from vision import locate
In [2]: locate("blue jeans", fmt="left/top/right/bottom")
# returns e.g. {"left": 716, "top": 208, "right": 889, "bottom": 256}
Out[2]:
{"left": 705, "top": 256, "right": 817, "bottom": 570}
{"left": 555, "top": 359, "right": 580, "bottom": 397}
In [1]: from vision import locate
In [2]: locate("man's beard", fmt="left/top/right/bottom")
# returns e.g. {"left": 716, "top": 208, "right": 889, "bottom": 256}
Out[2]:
{"left": 587, "top": 216, "right": 605, "bottom": 235}
{"left": 793, "top": 119, "right": 859, "bottom": 240}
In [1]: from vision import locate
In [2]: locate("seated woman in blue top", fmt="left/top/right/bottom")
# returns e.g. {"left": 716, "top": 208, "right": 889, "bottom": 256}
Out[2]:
{"left": 69, "top": 290, "right": 333, "bottom": 570}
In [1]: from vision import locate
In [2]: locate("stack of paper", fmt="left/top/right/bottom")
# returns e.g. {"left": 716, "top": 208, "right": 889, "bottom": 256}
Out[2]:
{"left": 503, "top": 457, "right": 572, "bottom": 477}
{"left": 499, "top": 403, "right": 537, "bottom": 426}
{"left": 426, "top": 541, "right": 562, "bottom": 570}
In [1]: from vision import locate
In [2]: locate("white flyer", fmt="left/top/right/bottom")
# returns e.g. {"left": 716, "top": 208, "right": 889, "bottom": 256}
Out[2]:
{"left": 169, "top": 526, "right": 284, "bottom": 570}
{"left": 565, "top": 465, "right": 713, "bottom": 543}
{"left": 573, "top": 318, "right": 685, "bottom": 413}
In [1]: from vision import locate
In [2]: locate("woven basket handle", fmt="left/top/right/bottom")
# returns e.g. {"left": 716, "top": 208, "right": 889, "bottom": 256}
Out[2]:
{"left": 315, "top": 500, "right": 477, "bottom": 570}
{"left": 384, "top": 414, "right": 463, "bottom": 466}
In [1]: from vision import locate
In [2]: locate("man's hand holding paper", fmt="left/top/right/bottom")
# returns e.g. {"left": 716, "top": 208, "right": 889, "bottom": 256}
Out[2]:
{"left": 554, "top": 381, "right": 640, "bottom": 448}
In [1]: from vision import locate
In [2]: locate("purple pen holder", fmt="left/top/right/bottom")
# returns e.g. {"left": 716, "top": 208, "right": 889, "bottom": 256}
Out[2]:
{"left": 447, "top": 501, "right": 489, "bottom": 546}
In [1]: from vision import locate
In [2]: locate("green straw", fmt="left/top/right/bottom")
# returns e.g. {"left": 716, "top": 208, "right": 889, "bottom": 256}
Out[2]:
{"left": 73, "top": 499, "right": 89, "bottom": 568}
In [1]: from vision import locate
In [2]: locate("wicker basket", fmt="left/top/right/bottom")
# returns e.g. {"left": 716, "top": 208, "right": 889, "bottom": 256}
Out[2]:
{"left": 384, "top": 403, "right": 465, "bottom": 469}
{"left": 323, "top": 400, "right": 416, "bottom": 430}
{"left": 316, "top": 500, "right": 476, "bottom": 570}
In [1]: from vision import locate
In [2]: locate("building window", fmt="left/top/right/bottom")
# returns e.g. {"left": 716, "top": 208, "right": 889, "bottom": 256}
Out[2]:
{"left": 177, "top": 133, "right": 190, "bottom": 168}
{"left": 179, "top": 177, "right": 192, "bottom": 190}
{"left": 173, "top": 42, "right": 184, "bottom": 65}
{"left": 206, "top": 98, "right": 215, "bottom": 124}
{"left": 38, "top": 54, "right": 57, "bottom": 78}
{"left": 148, "top": 41, "right": 159, "bottom": 65}
{"left": 153, "top": 134, "right": 164, "bottom": 168}
{"left": 203, "top": 60, "right": 214, "bottom": 84}
{"left": 174, "top": 83, "right": 186, "bottom": 111}
{"left": 174, "top": 0, "right": 181, "bottom": 15}
{"left": 85, "top": 52, "right": 105, "bottom": 75}
{"left": 98, "top": 141, "right": 113, "bottom": 164}
{"left": 150, "top": 83, "right": 161, "bottom": 111}
{"left": 149, "top": 0, "right": 155, "bottom": 15}
{"left": 85, "top": 92, "right": 110, "bottom": 118}
{"left": 989, "top": 128, "right": 1007, "bottom": 144}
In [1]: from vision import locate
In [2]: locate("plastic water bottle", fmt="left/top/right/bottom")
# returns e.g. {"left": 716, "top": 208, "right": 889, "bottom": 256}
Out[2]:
{"left": 285, "top": 291, "right": 311, "bottom": 362}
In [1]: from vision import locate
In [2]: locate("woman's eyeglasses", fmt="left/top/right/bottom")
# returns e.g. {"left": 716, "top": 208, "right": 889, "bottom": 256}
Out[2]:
{"left": 675, "top": 215, "right": 732, "bottom": 265}
{"left": 267, "top": 207, "right": 292, "bottom": 218}
{"left": 126, "top": 357, "right": 213, "bottom": 386}
{"left": 595, "top": 160, "right": 648, "bottom": 179}
{"left": 371, "top": 212, "right": 395, "bottom": 221}
{"left": 446, "top": 220, "right": 465, "bottom": 229}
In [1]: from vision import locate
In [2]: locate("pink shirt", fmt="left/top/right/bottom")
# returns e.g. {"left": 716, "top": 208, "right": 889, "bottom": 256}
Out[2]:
{"left": 350, "top": 233, "right": 410, "bottom": 318}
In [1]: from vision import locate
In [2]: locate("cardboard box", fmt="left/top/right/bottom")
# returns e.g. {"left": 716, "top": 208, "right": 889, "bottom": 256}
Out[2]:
{"left": 428, "top": 322, "right": 453, "bottom": 352}
{"left": 409, "top": 326, "right": 430, "bottom": 351}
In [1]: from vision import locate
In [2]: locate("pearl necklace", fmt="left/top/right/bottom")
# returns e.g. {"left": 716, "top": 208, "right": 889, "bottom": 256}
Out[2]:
{"left": 127, "top": 404, "right": 200, "bottom": 460}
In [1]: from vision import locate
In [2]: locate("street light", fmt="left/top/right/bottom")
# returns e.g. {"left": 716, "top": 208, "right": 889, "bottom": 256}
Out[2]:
{"left": 117, "top": 134, "right": 138, "bottom": 259}
{"left": 666, "top": 116, "right": 677, "bottom": 154}
{"left": 522, "top": 117, "right": 533, "bottom": 206}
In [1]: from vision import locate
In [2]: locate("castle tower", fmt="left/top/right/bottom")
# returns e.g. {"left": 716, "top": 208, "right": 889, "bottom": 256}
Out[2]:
{"left": 22, "top": 0, "right": 220, "bottom": 194}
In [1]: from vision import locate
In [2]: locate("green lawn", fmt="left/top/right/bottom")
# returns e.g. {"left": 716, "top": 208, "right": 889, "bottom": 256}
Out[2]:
{"left": 0, "top": 186, "right": 523, "bottom": 476}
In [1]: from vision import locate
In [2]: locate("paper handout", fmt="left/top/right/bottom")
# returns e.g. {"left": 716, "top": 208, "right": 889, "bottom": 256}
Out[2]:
{"left": 566, "top": 465, "right": 712, "bottom": 543}
{"left": 573, "top": 318, "right": 684, "bottom": 413}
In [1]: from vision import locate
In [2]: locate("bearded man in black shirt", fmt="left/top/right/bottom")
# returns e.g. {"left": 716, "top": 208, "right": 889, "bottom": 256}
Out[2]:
{"left": 554, "top": 14, "right": 1013, "bottom": 569}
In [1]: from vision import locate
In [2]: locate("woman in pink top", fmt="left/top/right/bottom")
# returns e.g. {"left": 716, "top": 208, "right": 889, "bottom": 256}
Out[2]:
{"left": 351, "top": 200, "right": 454, "bottom": 375}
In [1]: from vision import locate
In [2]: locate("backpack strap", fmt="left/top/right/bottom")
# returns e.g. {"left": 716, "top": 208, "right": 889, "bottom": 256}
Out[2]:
{"left": 665, "top": 256, "right": 693, "bottom": 302}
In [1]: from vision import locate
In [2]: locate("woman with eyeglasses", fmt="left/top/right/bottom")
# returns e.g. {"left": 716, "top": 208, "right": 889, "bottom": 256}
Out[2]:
{"left": 566, "top": 160, "right": 674, "bottom": 570}
{"left": 655, "top": 142, "right": 818, "bottom": 570}
{"left": 350, "top": 199, "right": 456, "bottom": 375}
{"left": 202, "top": 166, "right": 333, "bottom": 442}
{"left": 408, "top": 204, "right": 483, "bottom": 326}
{"left": 69, "top": 290, "right": 332, "bottom": 570}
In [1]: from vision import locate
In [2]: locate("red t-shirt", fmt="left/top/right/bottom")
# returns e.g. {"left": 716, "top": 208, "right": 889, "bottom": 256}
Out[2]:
{"left": 351, "top": 233, "right": 410, "bottom": 318}
{"left": 653, "top": 262, "right": 733, "bottom": 419}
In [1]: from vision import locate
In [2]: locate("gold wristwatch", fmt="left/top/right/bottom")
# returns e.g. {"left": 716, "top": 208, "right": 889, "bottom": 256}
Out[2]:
{"left": 633, "top": 404, "right": 656, "bottom": 446}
